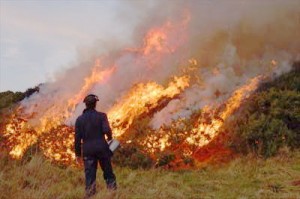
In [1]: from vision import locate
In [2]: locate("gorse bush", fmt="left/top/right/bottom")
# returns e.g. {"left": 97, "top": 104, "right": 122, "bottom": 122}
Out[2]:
{"left": 0, "top": 86, "right": 39, "bottom": 110}
{"left": 0, "top": 91, "right": 24, "bottom": 110}
{"left": 226, "top": 63, "right": 300, "bottom": 157}
{"left": 112, "top": 145, "right": 153, "bottom": 169}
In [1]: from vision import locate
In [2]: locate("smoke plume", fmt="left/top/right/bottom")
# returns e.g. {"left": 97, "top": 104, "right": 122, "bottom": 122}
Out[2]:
{"left": 21, "top": 1, "right": 300, "bottom": 128}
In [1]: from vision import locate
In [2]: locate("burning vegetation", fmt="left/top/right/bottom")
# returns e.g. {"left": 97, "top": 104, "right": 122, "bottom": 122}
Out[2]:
{"left": 0, "top": 2, "right": 299, "bottom": 168}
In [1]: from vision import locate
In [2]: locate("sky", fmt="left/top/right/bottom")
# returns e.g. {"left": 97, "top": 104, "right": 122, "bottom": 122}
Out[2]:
{"left": 1, "top": 0, "right": 298, "bottom": 92}
{"left": 0, "top": 0, "right": 152, "bottom": 92}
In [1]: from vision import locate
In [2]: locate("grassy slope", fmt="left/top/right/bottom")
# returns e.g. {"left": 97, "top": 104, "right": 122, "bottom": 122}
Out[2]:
{"left": 0, "top": 150, "right": 299, "bottom": 199}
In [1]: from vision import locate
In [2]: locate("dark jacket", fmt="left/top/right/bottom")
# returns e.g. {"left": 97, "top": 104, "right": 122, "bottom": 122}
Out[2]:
{"left": 75, "top": 108, "right": 112, "bottom": 158}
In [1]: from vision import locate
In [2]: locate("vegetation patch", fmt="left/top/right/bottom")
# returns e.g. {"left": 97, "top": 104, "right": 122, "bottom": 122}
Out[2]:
{"left": 225, "top": 63, "right": 300, "bottom": 157}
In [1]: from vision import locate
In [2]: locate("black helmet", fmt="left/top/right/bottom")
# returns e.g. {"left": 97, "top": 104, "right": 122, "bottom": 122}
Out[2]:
{"left": 83, "top": 94, "right": 99, "bottom": 105}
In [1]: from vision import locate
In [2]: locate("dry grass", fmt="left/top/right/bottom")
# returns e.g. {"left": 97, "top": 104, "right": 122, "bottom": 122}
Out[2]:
{"left": 0, "top": 150, "right": 299, "bottom": 199}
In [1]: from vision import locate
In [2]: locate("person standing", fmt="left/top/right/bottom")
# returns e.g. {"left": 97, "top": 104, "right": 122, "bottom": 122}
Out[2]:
{"left": 75, "top": 94, "right": 117, "bottom": 197}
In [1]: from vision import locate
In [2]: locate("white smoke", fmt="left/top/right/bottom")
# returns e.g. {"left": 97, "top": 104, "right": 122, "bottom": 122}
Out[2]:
{"left": 19, "top": 0, "right": 299, "bottom": 130}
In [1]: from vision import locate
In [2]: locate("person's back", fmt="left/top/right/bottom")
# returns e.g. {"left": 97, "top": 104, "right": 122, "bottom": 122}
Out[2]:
{"left": 75, "top": 94, "right": 116, "bottom": 197}
{"left": 76, "top": 109, "right": 111, "bottom": 157}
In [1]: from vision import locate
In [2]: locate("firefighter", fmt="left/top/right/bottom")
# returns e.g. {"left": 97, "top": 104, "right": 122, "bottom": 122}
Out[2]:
{"left": 75, "top": 94, "right": 117, "bottom": 197}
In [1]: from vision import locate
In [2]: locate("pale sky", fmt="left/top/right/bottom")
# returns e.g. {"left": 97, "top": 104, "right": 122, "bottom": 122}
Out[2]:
{"left": 0, "top": 0, "right": 153, "bottom": 92}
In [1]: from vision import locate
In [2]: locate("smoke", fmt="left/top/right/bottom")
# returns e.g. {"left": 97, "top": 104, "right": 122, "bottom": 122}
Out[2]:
{"left": 19, "top": 0, "right": 299, "bottom": 131}
{"left": 149, "top": 0, "right": 300, "bottom": 128}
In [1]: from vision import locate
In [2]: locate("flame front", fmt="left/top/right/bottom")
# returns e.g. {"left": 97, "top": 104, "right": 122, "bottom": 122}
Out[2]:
{"left": 108, "top": 75, "right": 190, "bottom": 137}
{"left": 186, "top": 76, "right": 262, "bottom": 147}
{"left": 3, "top": 114, "right": 36, "bottom": 158}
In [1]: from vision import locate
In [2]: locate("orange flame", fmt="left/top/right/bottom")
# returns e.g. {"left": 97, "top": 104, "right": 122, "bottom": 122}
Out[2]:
{"left": 68, "top": 61, "right": 114, "bottom": 111}
{"left": 108, "top": 75, "right": 190, "bottom": 137}
{"left": 3, "top": 115, "right": 37, "bottom": 158}
{"left": 35, "top": 63, "right": 115, "bottom": 135}
{"left": 186, "top": 76, "right": 262, "bottom": 147}
{"left": 0, "top": 9, "right": 276, "bottom": 167}
{"left": 143, "top": 28, "right": 168, "bottom": 55}
{"left": 3, "top": 61, "right": 115, "bottom": 160}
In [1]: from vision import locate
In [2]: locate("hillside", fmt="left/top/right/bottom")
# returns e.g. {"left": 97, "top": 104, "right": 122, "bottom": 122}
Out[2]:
{"left": 112, "top": 62, "right": 300, "bottom": 168}
{"left": 0, "top": 63, "right": 299, "bottom": 198}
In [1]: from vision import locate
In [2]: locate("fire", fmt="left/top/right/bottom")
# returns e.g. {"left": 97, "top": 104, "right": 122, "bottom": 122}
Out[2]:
{"left": 0, "top": 15, "right": 192, "bottom": 164}
{"left": 2, "top": 75, "right": 190, "bottom": 164}
{"left": 136, "top": 76, "right": 262, "bottom": 163}
{"left": 1, "top": 74, "right": 263, "bottom": 165}
{"left": 1, "top": 64, "right": 263, "bottom": 166}
{"left": 3, "top": 113, "right": 37, "bottom": 158}
{"left": 1, "top": 4, "right": 294, "bottom": 168}
{"left": 186, "top": 76, "right": 262, "bottom": 147}
{"left": 67, "top": 61, "right": 115, "bottom": 114}
{"left": 2, "top": 61, "right": 115, "bottom": 160}
{"left": 40, "top": 125, "right": 75, "bottom": 162}
{"left": 128, "top": 14, "right": 189, "bottom": 56}
{"left": 143, "top": 28, "right": 167, "bottom": 55}
{"left": 37, "top": 64, "right": 115, "bottom": 134}
{"left": 108, "top": 75, "right": 190, "bottom": 137}
{"left": 142, "top": 129, "right": 171, "bottom": 153}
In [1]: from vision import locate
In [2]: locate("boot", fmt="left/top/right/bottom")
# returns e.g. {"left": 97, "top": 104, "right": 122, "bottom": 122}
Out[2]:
{"left": 106, "top": 179, "right": 117, "bottom": 190}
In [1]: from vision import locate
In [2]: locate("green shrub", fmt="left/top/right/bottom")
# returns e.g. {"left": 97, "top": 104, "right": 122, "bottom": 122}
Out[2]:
{"left": 0, "top": 91, "right": 24, "bottom": 109}
{"left": 0, "top": 87, "right": 39, "bottom": 110}
{"left": 112, "top": 145, "right": 153, "bottom": 169}
{"left": 226, "top": 64, "right": 300, "bottom": 157}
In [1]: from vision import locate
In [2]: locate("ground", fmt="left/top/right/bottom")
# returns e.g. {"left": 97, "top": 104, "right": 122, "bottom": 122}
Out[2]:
{"left": 0, "top": 149, "right": 299, "bottom": 199}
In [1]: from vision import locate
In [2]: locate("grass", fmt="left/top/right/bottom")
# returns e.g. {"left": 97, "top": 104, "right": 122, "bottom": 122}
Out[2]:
{"left": 0, "top": 149, "right": 299, "bottom": 199}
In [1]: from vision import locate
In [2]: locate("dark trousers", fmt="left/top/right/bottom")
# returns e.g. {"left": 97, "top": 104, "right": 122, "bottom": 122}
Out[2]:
{"left": 83, "top": 155, "right": 116, "bottom": 196}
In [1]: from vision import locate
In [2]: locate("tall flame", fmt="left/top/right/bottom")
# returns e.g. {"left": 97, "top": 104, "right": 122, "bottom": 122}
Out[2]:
{"left": 186, "top": 76, "right": 262, "bottom": 147}
{"left": 109, "top": 75, "right": 190, "bottom": 137}
{"left": 67, "top": 61, "right": 115, "bottom": 114}
{"left": 37, "top": 64, "right": 115, "bottom": 134}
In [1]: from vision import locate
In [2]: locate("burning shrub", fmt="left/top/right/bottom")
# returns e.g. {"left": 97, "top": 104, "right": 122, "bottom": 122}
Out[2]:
{"left": 20, "top": 143, "right": 40, "bottom": 164}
